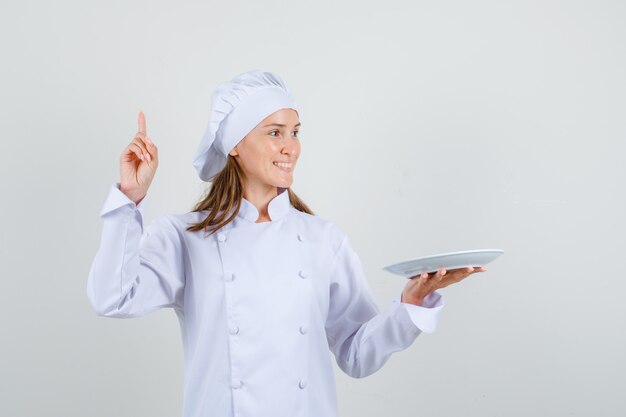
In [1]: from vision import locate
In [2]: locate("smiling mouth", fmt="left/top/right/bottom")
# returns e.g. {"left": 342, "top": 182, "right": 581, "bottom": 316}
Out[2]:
{"left": 273, "top": 161, "right": 293, "bottom": 172}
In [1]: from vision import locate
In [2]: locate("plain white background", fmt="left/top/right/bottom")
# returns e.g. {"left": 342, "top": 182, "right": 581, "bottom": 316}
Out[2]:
{"left": 1, "top": 0, "right": 625, "bottom": 416}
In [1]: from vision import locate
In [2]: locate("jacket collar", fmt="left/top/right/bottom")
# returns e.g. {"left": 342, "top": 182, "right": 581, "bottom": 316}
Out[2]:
{"left": 237, "top": 187, "right": 291, "bottom": 223}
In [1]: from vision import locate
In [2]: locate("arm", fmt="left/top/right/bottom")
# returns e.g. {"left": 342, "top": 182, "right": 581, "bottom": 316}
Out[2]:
{"left": 86, "top": 182, "right": 185, "bottom": 318}
{"left": 325, "top": 235, "right": 443, "bottom": 378}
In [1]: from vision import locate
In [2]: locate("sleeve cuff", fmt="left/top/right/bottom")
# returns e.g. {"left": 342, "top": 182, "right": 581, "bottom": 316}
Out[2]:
{"left": 99, "top": 182, "right": 147, "bottom": 218}
{"left": 394, "top": 291, "right": 444, "bottom": 334}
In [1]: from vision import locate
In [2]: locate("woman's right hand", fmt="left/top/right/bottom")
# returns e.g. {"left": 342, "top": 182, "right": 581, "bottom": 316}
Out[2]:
{"left": 119, "top": 111, "right": 159, "bottom": 205}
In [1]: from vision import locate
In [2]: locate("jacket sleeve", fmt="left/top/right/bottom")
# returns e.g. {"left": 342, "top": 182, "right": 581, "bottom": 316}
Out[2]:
{"left": 86, "top": 182, "right": 185, "bottom": 318}
{"left": 325, "top": 234, "right": 444, "bottom": 378}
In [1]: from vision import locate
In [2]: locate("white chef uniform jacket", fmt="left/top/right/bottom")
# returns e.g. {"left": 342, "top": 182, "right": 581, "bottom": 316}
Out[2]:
{"left": 87, "top": 183, "right": 444, "bottom": 417}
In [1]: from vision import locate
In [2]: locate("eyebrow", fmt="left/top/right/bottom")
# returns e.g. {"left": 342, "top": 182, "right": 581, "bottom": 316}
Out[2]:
{"left": 262, "top": 122, "right": 301, "bottom": 128}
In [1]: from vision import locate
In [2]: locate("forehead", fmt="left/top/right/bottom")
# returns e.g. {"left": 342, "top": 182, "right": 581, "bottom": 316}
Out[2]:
{"left": 258, "top": 108, "right": 300, "bottom": 127}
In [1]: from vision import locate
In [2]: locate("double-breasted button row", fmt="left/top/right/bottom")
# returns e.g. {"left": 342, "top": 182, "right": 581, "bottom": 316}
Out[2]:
{"left": 297, "top": 233, "right": 308, "bottom": 391}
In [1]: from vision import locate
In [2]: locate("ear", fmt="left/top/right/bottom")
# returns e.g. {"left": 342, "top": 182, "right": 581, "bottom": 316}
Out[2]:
{"left": 229, "top": 146, "right": 239, "bottom": 157}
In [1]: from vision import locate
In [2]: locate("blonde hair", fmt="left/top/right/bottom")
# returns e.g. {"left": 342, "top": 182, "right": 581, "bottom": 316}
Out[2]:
{"left": 186, "top": 155, "right": 314, "bottom": 236}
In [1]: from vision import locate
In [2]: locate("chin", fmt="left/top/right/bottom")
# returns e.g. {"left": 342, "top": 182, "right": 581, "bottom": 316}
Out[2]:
{"left": 273, "top": 177, "right": 294, "bottom": 189}
{"left": 276, "top": 180, "right": 293, "bottom": 189}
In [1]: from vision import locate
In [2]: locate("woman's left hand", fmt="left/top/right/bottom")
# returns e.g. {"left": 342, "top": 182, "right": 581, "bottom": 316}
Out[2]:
{"left": 401, "top": 266, "right": 487, "bottom": 306}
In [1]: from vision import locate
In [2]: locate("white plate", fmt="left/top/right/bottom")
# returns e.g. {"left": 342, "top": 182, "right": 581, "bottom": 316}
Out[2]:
{"left": 382, "top": 249, "right": 504, "bottom": 278}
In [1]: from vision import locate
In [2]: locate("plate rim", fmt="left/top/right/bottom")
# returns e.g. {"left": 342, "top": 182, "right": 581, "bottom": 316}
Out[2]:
{"left": 382, "top": 249, "right": 504, "bottom": 272}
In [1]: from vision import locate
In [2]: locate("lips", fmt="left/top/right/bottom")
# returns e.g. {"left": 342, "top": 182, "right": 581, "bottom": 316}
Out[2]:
{"left": 273, "top": 161, "right": 293, "bottom": 172}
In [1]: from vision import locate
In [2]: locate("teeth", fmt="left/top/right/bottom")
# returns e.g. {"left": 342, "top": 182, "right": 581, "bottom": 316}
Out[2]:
{"left": 273, "top": 162, "right": 292, "bottom": 168}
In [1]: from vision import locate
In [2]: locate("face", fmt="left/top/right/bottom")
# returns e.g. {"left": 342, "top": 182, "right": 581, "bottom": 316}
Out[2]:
{"left": 229, "top": 108, "right": 301, "bottom": 194}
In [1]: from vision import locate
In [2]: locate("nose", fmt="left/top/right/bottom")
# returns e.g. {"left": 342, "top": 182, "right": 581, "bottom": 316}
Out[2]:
{"left": 281, "top": 135, "right": 298, "bottom": 157}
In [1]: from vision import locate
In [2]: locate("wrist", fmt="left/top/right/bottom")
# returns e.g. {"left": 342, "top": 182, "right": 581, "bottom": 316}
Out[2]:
{"left": 401, "top": 292, "right": 424, "bottom": 306}
{"left": 119, "top": 184, "right": 146, "bottom": 205}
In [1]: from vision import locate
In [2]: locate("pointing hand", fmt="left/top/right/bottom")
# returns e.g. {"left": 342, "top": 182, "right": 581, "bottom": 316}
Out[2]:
{"left": 119, "top": 111, "right": 159, "bottom": 204}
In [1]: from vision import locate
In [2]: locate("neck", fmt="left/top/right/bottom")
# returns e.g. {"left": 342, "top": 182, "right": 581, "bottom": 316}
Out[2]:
{"left": 243, "top": 185, "right": 279, "bottom": 223}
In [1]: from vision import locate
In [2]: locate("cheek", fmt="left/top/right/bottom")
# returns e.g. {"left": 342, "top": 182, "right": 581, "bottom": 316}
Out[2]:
{"left": 293, "top": 143, "right": 302, "bottom": 160}
{"left": 244, "top": 143, "right": 273, "bottom": 166}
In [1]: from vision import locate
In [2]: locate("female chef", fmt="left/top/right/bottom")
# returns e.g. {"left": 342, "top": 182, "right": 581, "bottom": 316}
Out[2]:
{"left": 87, "top": 70, "right": 485, "bottom": 417}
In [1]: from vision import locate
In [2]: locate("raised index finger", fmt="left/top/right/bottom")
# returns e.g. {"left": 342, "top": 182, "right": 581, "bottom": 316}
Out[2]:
{"left": 138, "top": 111, "right": 147, "bottom": 134}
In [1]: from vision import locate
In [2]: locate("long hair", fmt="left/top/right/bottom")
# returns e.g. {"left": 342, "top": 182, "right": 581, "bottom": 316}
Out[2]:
{"left": 186, "top": 155, "right": 314, "bottom": 236}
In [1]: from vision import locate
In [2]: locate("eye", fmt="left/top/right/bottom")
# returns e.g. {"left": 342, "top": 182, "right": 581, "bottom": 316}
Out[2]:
{"left": 269, "top": 130, "right": 279, "bottom": 137}
{"left": 292, "top": 130, "right": 300, "bottom": 138}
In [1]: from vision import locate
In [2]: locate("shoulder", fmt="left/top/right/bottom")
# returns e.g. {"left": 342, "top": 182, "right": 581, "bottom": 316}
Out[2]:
{"left": 289, "top": 207, "right": 347, "bottom": 253}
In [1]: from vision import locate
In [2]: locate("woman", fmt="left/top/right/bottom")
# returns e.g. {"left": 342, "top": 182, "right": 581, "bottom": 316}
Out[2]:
{"left": 87, "top": 70, "right": 485, "bottom": 417}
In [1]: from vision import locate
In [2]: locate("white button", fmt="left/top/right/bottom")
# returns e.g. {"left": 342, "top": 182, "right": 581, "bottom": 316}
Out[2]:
{"left": 229, "top": 324, "right": 240, "bottom": 335}
{"left": 231, "top": 379, "right": 243, "bottom": 389}
{"left": 298, "top": 270, "right": 308, "bottom": 279}
{"left": 299, "top": 325, "right": 308, "bottom": 335}
{"left": 217, "top": 232, "right": 226, "bottom": 242}
{"left": 298, "top": 379, "right": 307, "bottom": 389}
{"left": 297, "top": 234, "right": 304, "bottom": 242}
{"left": 224, "top": 272, "right": 235, "bottom": 282}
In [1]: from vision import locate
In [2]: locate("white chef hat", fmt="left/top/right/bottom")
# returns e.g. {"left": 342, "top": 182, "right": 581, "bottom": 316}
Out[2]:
{"left": 192, "top": 69, "right": 300, "bottom": 182}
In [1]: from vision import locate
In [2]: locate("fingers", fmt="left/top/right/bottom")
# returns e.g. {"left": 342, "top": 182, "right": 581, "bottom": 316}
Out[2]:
{"left": 124, "top": 142, "right": 148, "bottom": 164}
{"left": 132, "top": 138, "right": 150, "bottom": 162}
{"left": 412, "top": 268, "right": 444, "bottom": 281}
{"left": 416, "top": 273, "right": 429, "bottom": 288}
{"left": 128, "top": 142, "right": 148, "bottom": 163}
{"left": 446, "top": 266, "right": 487, "bottom": 275}
{"left": 449, "top": 267, "right": 474, "bottom": 282}
{"left": 138, "top": 111, "right": 147, "bottom": 134}
{"left": 413, "top": 268, "right": 446, "bottom": 288}
{"left": 134, "top": 131, "right": 154, "bottom": 147}
{"left": 436, "top": 268, "right": 447, "bottom": 282}
{"left": 407, "top": 266, "right": 488, "bottom": 294}
{"left": 403, "top": 268, "right": 446, "bottom": 305}
{"left": 122, "top": 112, "right": 157, "bottom": 165}
{"left": 127, "top": 136, "right": 157, "bottom": 163}
{"left": 136, "top": 111, "right": 152, "bottom": 149}
{"left": 437, "top": 266, "right": 487, "bottom": 289}
{"left": 457, "top": 266, "right": 487, "bottom": 275}
{"left": 132, "top": 134, "right": 156, "bottom": 161}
